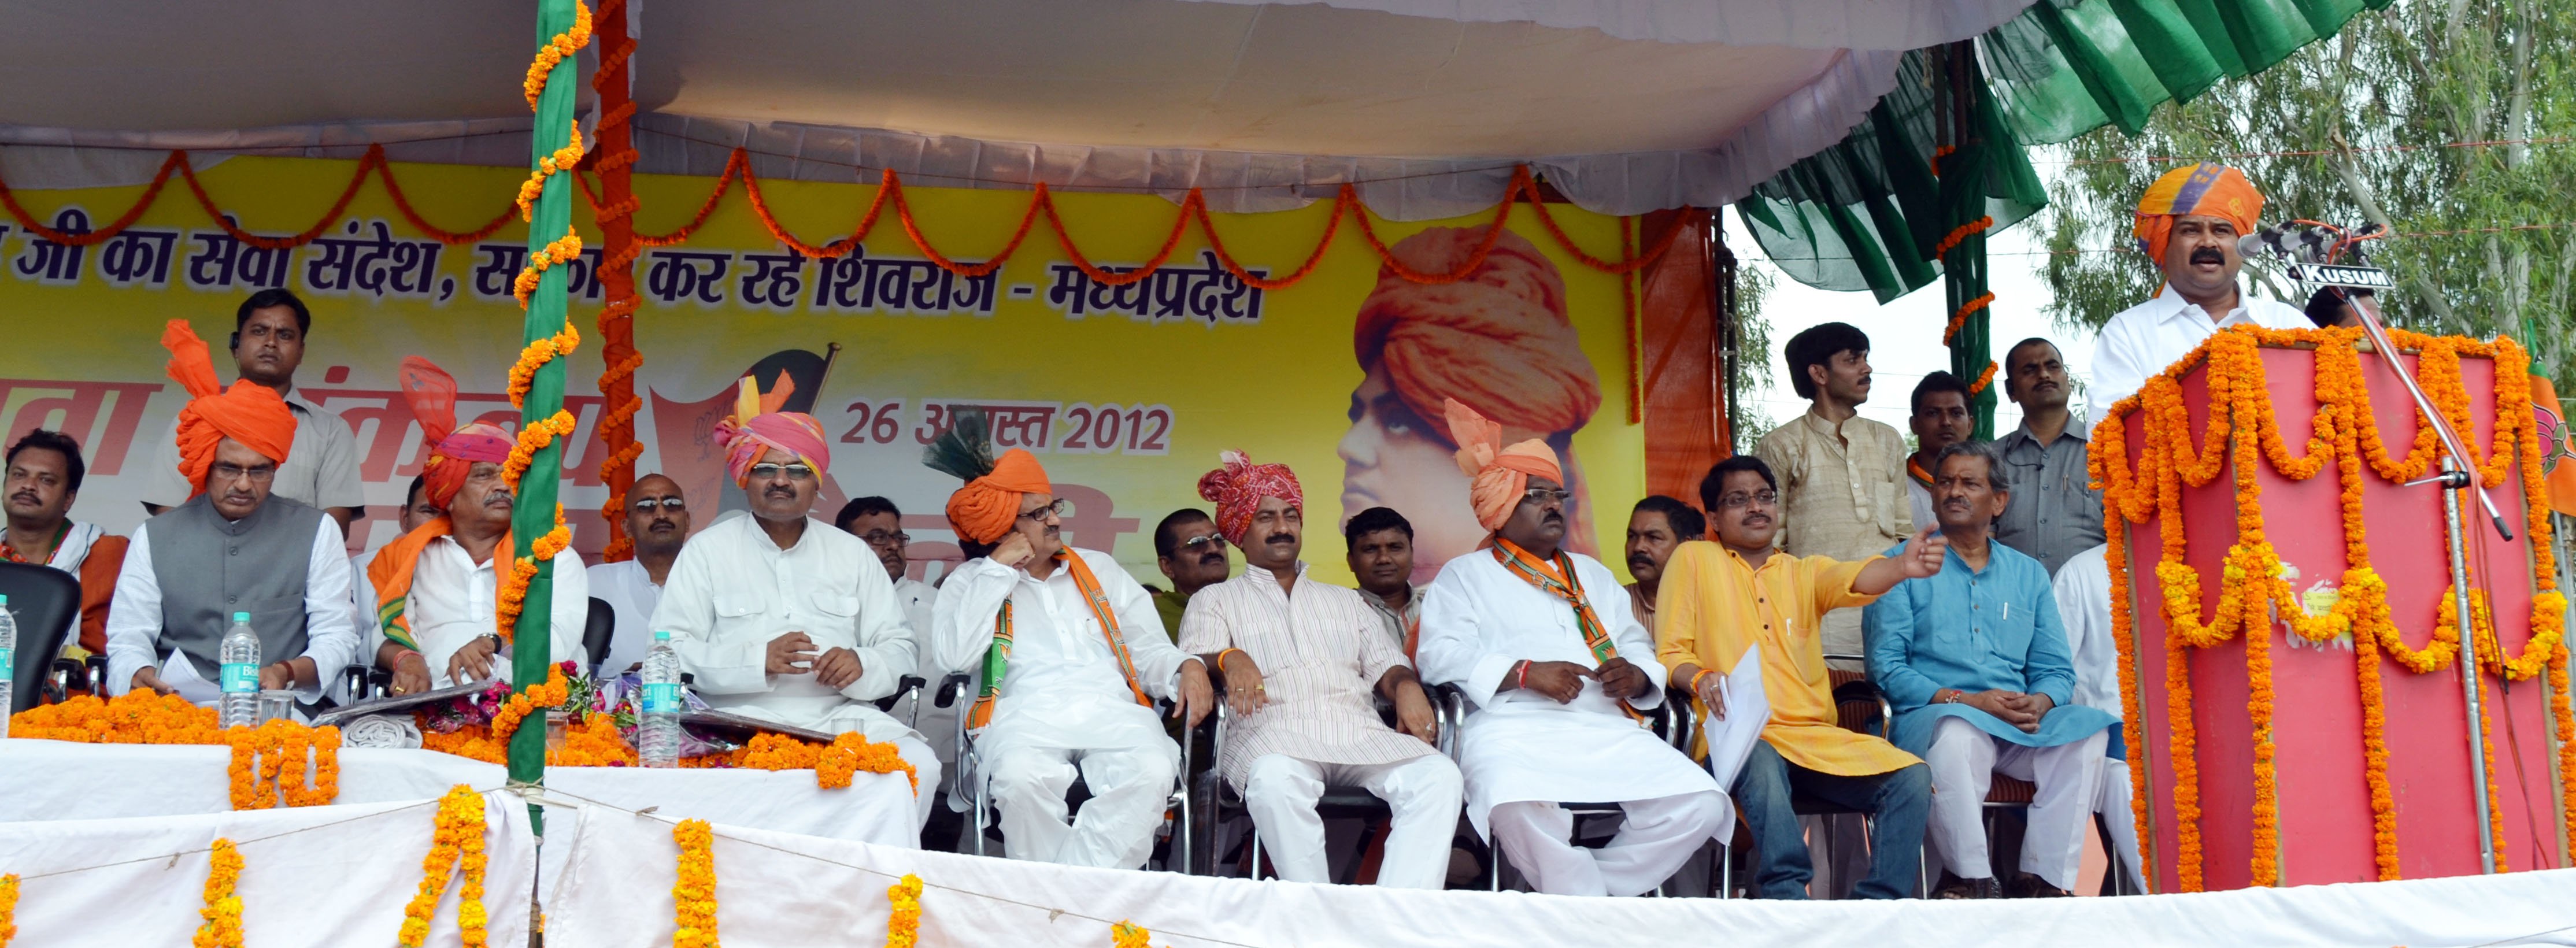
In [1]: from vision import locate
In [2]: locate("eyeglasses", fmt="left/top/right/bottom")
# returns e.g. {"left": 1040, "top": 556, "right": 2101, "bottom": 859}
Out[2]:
{"left": 1716, "top": 490, "right": 1780, "bottom": 510}
{"left": 1518, "top": 487, "right": 1573, "bottom": 506}
{"left": 631, "top": 497, "right": 686, "bottom": 513}
{"left": 1179, "top": 534, "right": 1227, "bottom": 551}
{"left": 1019, "top": 499, "right": 1070, "bottom": 522}
{"left": 860, "top": 530, "right": 909, "bottom": 547}
{"left": 746, "top": 463, "right": 815, "bottom": 482}
{"left": 209, "top": 462, "right": 277, "bottom": 484}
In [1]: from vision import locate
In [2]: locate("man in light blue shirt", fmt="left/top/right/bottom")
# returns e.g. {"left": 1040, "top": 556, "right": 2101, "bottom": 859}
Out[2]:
{"left": 1864, "top": 442, "right": 2118, "bottom": 899}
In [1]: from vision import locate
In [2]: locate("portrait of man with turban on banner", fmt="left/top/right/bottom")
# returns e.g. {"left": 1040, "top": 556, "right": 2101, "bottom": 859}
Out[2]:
{"left": 1341, "top": 228, "right": 1601, "bottom": 583}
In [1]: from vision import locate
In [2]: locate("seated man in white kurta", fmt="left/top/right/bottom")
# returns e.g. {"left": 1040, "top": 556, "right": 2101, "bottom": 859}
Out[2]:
{"left": 650, "top": 380, "right": 939, "bottom": 827}
{"left": 928, "top": 431, "right": 1215, "bottom": 869}
{"left": 367, "top": 357, "right": 584, "bottom": 693}
{"left": 1416, "top": 399, "right": 1728, "bottom": 897}
{"left": 1179, "top": 451, "right": 1459, "bottom": 888}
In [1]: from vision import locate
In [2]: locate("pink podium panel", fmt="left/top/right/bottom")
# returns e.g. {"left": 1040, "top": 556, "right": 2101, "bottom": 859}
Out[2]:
{"left": 2112, "top": 336, "right": 2571, "bottom": 892}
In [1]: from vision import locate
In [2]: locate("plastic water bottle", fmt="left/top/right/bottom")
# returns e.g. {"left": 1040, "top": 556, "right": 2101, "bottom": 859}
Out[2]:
{"left": 218, "top": 611, "right": 261, "bottom": 729}
{"left": 0, "top": 594, "right": 16, "bottom": 739}
{"left": 638, "top": 629, "right": 683, "bottom": 768}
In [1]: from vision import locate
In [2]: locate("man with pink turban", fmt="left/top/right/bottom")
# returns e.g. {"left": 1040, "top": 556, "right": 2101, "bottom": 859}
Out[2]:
{"left": 106, "top": 320, "right": 357, "bottom": 709}
{"left": 361, "top": 357, "right": 587, "bottom": 695}
{"left": 1339, "top": 227, "right": 1601, "bottom": 583}
{"left": 1415, "top": 401, "right": 1727, "bottom": 897}
{"left": 2090, "top": 162, "right": 2310, "bottom": 408}
{"left": 1177, "top": 450, "right": 1459, "bottom": 888}
{"left": 652, "top": 375, "right": 941, "bottom": 830}
{"left": 926, "top": 409, "right": 1212, "bottom": 868}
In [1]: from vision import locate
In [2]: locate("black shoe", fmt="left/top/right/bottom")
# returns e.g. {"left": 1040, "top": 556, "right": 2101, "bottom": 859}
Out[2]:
{"left": 2011, "top": 872, "right": 2072, "bottom": 898}
{"left": 1935, "top": 874, "right": 2003, "bottom": 899}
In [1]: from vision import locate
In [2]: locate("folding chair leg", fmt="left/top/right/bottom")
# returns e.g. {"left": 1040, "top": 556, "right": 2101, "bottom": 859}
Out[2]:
{"left": 1250, "top": 831, "right": 1265, "bottom": 881}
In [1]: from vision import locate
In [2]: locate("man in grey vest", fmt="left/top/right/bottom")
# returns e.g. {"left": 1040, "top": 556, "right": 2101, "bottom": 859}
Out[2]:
{"left": 104, "top": 320, "right": 356, "bottom": 704}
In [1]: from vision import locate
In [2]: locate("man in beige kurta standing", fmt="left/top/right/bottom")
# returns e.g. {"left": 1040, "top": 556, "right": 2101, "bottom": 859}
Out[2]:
{"left": 1178, "top": 451, "right": 1459, "bottom": 888}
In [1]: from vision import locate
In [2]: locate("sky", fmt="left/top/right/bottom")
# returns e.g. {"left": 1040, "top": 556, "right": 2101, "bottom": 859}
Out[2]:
{"left": 1727, "top": 208, "right": 2100, "bottom": 443}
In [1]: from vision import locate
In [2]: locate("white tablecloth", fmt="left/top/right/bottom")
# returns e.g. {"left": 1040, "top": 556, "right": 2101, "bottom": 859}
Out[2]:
{"left": 0, "top": 738, "right": 917, "bottom": 847}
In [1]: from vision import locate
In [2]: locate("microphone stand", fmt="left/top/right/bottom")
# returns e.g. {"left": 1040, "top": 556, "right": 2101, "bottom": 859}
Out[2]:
{"left": 2344, "top": 290, "right": 2505, "bottom": 875}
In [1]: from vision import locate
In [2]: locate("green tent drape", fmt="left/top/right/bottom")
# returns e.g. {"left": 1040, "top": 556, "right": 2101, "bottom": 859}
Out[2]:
{"left": 1741, "top": 0, "right": 2398, "bottom": 302}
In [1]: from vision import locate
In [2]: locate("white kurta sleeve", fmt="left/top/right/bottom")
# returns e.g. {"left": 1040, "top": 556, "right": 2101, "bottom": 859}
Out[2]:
{"left": 103, "top": 522, "right": 162, "bottom": 696}
{"left": 2054, "top": 545, "right": 2123, "bottom": 717}
{"left": 545, "top": 547, "right": 590, "bottom": 670}
{"left": 1416, "top": 564, "right": 1517, "bottom": 708}
{"left": 1588, "top": 557, "right": 1668, "bottom": 710}
{"left": 930, "top": 557, "right": 1018, "bottom": 676}
{"left": 838, "top": 551, "right": 915, "bottom": 703}
{"left": 650, "top": 539, "right": 770, "bottom": 695}
{"left": 293, "top": 516, "right": 358, "bottom": 701}
{"left": 1083, "top": 549, "right": 1194, "bottom": 701}
{"left": 1172, "top": 587, "right": 1231, "bottom": 657}
{"left": 2089, "top": 317, "right": 2151, "bottom": 410}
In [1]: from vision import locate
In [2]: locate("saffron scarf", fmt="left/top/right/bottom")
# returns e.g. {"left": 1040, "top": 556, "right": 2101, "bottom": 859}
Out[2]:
{"left": 1491, "top": 538, "right": 1620, "bottom": 663}
{"left": 967, "top": 550, "right": 1152, "bottom": 729}
{"left": 368, "top": 516, "right": 510, "bottom": 652}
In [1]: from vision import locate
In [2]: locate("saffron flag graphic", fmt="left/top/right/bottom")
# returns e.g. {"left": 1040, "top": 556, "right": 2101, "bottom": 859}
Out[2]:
{"left": 2526, "top": 368, "right": 2576, "bottom": 517}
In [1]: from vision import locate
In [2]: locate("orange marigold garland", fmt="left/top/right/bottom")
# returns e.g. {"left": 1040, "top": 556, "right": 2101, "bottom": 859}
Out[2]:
{"left": 885, "top": 875, "right": 923, "bottom": 948}
{"left": 224, "top": 719, "right": 343, "bottom": 810}
{"left": 0, "top": 873, "right": 18, "bottom": 948}
{"left": 672, "top": 819, "right": 720, "bottom": 948}
{"left": 9, "top": 693, "right": 339, "bottom": 810}
{"left": 398, "top": 786, "right": 490, "bottom": 948}
{"left": 1111, "top": 921, "right": 1157, "bottom": 948}
{"left": 193, "top": 839, "right": 244, "bottom": 948}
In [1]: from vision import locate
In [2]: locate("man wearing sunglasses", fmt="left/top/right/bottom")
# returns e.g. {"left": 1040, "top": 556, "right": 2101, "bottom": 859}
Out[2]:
{"left": 1416, "top": 399, "right": 1725, "bottom": 897}
{"left": 108, "top": 321, "right": 356, "bottom": 707}
{"left": 589, "top": 473, "right": 691, "bottom": 675}
{"left": 1151, "top": 508, "right": 1232, "bottom": 640}
{"left": 652, "top": 379, "right": 940, "bottom": 829}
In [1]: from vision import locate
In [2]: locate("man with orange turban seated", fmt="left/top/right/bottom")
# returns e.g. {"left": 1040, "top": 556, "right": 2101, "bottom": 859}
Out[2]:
{"left": 106, "top": 321, "right": 357, "bottom": 709}
{"left": 927, "top": 409, "right": 1213, "bottom": 868}
{"left": 1340, "top": 227, "right": 1601, "bottom": 584}
{"left": 2090, "top": 162, "right": 2311, "bottom": 408}
{"left": 652, "top": 375, "right": 939, "bottom": 829}
{"left": 1176, "top": 450, "right": 1457, "bottom": 888}
{"left": 1415, "top": 399, "right": 1726, "bottom": 896}
{"left": 363, "top": 357, "right": 588, "bottom": 696}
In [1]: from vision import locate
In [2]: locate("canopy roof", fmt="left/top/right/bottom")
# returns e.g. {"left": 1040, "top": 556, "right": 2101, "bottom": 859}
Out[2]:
{"left": 0, "top": 0, "right": 2031, "bottom": 218}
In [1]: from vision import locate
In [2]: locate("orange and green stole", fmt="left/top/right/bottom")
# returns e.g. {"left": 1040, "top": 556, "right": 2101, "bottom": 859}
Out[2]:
{"left": 368, "top": 516, "right": 511, "bottom": 652}
{"left": 967, "top": 550, "right": 1153, "bottom": 729}
{"left": 1492, "top": 538, "right": 1641, "bottom": 717}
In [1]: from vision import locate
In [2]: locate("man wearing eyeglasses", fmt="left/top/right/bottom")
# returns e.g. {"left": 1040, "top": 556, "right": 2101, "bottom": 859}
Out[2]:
{"left": 1416, "top": 400, "right": 1725, "bottom": 897}
{"left": 1150, "top": 509, "right": 1232, "bottom": 640}
{"left": 589, "top": 473, "right": 692, "bottom": 675}
{"left": 1655, "top": 455, "right": 1943, "bottom": 900}
{"left": 652, "top": 379, "right": 939, "bottom": 828}
{"left": 108, "top": 321, "right": 357, "bottom": 706}
{"left": 928, "top": 433, "right": 1215, "bottom": 869}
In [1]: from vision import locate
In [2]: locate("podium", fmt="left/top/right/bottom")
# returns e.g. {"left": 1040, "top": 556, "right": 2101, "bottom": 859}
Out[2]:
{"left": 2104, "top": 327, "right": 2573, "bottom": 891}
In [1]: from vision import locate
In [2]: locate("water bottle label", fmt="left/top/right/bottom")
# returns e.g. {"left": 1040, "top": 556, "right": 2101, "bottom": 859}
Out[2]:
{"left": 221, "top": 663, "right": 258, "bottom": 694}
{"left": 642, "top": 682, "right": 682, "bottom": 714}
{"left": 0, "top": 647, "right": 12, "bottom": 681}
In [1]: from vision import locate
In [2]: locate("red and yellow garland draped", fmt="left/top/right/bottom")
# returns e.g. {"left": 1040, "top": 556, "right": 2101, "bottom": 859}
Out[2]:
{"left": 2089, "top": 324, "right": 2575, "bottom": 891}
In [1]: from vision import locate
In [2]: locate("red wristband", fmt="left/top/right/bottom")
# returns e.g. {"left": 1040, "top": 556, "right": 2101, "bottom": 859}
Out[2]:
{"left": 1515, "top": 660, "right": 1530, "bottom": 690}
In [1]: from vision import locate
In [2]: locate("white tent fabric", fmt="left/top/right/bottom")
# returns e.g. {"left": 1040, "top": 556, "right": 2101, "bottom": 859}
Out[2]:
{"left": 0, "top": 0, "right": 2033, "bottom": 217}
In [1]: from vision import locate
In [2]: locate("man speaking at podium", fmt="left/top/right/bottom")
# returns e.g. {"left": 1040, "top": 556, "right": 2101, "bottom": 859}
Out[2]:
{"left": 2089, "top": 163, "right": 2312, "bottom": 408}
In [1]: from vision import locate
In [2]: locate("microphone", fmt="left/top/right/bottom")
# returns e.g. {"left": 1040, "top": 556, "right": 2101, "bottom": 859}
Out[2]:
{"left": 2236, "top": 221, "right": 2298, "bottom": 259}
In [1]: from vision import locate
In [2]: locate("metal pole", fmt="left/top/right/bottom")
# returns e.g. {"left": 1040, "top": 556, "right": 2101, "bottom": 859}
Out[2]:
{"left": 2442, "top": 457, "right": 2499, "bottom": 873}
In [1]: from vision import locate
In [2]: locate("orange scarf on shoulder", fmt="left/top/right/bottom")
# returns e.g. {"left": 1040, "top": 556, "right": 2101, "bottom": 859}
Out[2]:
{"left": 368, "top": 516, "right": 510, "bottom": 651}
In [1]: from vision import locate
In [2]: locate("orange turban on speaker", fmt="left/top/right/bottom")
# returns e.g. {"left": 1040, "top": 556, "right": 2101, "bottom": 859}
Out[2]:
{"left": 945, "top": 449, "right": 1052, "bottom": 545}
{"left": 1445, "top": 398, "right": 1562, "bottom": 532}
{"left": 393, "top": 356, "right": 516, "bottom": 509}
{"left": 161, "top": 320, "right": 297, "bottom": 498}
{"left": 2132, "top": 162, "right": 2265, "bottom": 264}
{"left": 1355, "top": 227, "right": 1600, "bottom": 443}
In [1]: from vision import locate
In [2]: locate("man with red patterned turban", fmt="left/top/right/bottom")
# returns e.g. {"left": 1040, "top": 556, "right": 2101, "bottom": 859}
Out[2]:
{"left": 106, "top": 321, "right": 357, "bottom": 709}
{"left": 2090, "top": 162, "right": 2309, "bottom": 408}
{"left": 1178, "top": 450, "right": 1458, "bottom": 888}
{"left": 926, "top": 409, "right": 1213, "bottom": 868}
{"left": 362, "top": 357, "right": 587, "bottom": 695}
{"left": 653, "top": 376, "right": 941, "bottom": 829}
{"left": 1415, "top": 401, "right": 1727, "bottom": 897}
{"left": 1341, "top": 227, "right": 1601, "bottom": 584}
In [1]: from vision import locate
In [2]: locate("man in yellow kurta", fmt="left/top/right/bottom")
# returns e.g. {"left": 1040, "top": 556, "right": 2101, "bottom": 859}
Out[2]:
{"left": 1657, "top": 454, "right": 1941, "bottom": 899}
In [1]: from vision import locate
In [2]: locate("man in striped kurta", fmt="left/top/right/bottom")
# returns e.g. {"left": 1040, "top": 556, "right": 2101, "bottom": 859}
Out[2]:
{"left": 1179, "top": 451, "right": 1458, "bottom": 888}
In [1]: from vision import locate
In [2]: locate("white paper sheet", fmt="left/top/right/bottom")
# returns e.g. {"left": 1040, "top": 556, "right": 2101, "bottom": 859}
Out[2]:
{"left": 1702, "top": 642, "right": 1769, "bottom": 791}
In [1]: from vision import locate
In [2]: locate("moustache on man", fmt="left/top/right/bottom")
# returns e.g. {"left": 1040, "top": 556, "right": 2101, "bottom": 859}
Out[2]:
{"left": 7, "top": 490, "right": 36, "bottom": 508}
{"left": 2191, "top": 246, "right": 2225, "bottom": 265}
{"left": 1626, "top": 554, "right": 1655, "bottom": 572}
